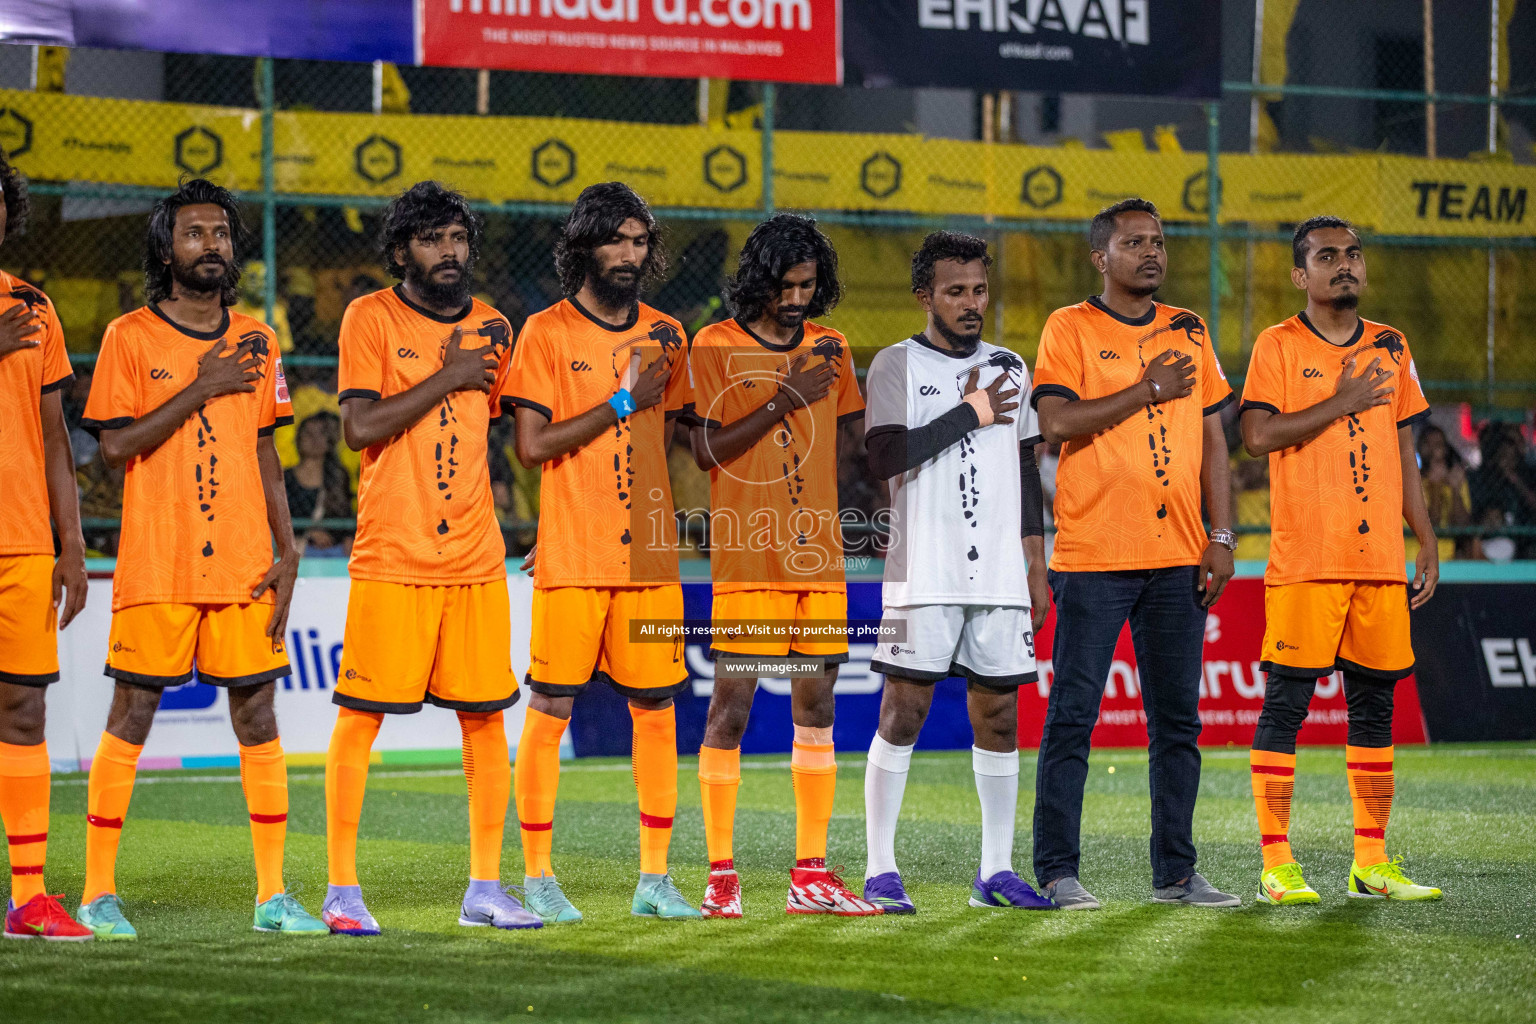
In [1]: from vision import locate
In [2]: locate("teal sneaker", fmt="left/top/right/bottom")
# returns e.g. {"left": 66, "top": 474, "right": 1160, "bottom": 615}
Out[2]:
{"left": 522, "top": 874, "right": 583, "bottom": 924}
{"left": 254, "top": 890, "right": 329, "bottom": 936}
{"left": 632, "top": 873, "right": 702, "bottom": 920}
{"left": 76, "top": 894, "right": 137, "bottom": 941}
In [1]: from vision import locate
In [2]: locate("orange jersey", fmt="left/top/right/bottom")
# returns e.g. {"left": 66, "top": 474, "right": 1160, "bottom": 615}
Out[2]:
{"left": 1032, "top": 298, "right": 1232, "bottom": 572}
{"left": 1240, "top": 313, "right": 1429, "bottom": 586}
{"left": 0, "top": 271, "right": 71, "bottom": 557}
{"left": 82, "top": 306, "right": 292, "bottom": 611}
{"left": 689, "top": 318, "right": 864, "bottom": 592}
{"left": 506, "top": 298, "right": 691, "bottom": 588}
{"left": 338, "top": 287, "right": 514, "bottom": 586}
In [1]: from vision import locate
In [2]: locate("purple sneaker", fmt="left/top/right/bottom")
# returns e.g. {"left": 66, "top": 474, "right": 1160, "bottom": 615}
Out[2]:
{"left": 862, "top": 871, "right": 916, "bottom": 915}
{"left": 970, "top": 870, "right": 1054, "bottom": 910}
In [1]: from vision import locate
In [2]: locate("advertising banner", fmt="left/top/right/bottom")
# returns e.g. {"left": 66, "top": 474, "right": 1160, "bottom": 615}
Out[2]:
{"left": 843, "top": 0, "right": 1221, "bottom": 98}
{"left": 0, "top": 0, "right": 415, "bottom": 64}
{"left": 568, "top": 577, "right": 1428, "bottom": 757}
{"left": 417, "top": 0, "right": 841, "bottom": 85}
{"left": 1410, "top": 583, "right": 1536, "bottom": 741}
{"left": 1378, "top": 156, "right": 1533, "bottom": 238}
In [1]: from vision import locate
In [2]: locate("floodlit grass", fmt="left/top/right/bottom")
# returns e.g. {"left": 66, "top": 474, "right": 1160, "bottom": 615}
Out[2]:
{"left": 3, "top": 745, "right": 1532, "bottom": 1023}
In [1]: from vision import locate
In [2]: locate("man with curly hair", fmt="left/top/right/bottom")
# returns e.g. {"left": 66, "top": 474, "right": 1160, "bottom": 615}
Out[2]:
{"left": 78, "top": 179, "right": 324, "bottom": 938}
{"left": 0, "top": 152, "right": 94, "bottom": 942}
{"left": 322, "top": 180, "right": 538, "bottom": 935}
{"left": 506, "top": 182, "right": 699, "bottom": 922}
{"left": 687, "top": 214, "right": 873, "bottom": 918}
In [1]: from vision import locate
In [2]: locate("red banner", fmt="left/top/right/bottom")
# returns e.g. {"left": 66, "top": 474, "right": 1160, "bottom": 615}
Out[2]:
{"left": 1020, "top": 578, "right": 1428, "bottom": 748}
{"left": 418, "top": 0, "right": 840, "bottom": 85}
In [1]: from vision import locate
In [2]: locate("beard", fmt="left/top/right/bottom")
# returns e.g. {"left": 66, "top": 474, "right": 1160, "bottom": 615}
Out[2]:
{"left": 406, "top": 254, "right": 473, "bottom": 309}
{"left": 1329, "top": 282, "right": 1360, "bottom": 311}
{"left": 170, "top": 252, "right": 240, "bottom": 302}
{"left": 932, "top": 312, "right": 983, "bottom": 351}
{"left": 588, "top": 262, "right": 642, "bottom": 309}
{"left": 771, "top": 304, "right": 807, "bottom": 329}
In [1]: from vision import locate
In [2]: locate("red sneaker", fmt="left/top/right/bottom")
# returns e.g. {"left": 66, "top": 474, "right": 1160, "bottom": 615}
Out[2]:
{"left": 4, "top": 894, "right": 95, "bottom": 942}
{"left": 786, "top": 865, "right": 883, "bottom": 916}
{"left": 701, "top": 870, "right": 742, "bottom": 918}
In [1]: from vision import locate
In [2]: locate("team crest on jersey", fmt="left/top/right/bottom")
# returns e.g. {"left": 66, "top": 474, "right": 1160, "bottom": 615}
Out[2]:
{"left": 8, "top": 284, "right": 46, "bottom": 314}
{"left": 1371, "top": 329, "right": 1405, "bottom": 365}
{"left": 648, "top": 319, "right": 684, "bottom": 354}
{"left": 1169, "top": 311, "right": 1206, "bottom": 346}
{"left": 475, "top": 317, "right": 512, "bottom": 355}
{"left": 239, "top": 329, "right": 271, "bottom": 372}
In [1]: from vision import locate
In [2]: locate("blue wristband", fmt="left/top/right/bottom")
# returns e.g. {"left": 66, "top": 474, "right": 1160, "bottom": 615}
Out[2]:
{"left": 608, "top": 388, "right": 637, "bottom": 419}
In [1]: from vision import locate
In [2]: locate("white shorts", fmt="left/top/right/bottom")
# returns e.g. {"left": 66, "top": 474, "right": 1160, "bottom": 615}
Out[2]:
{"left": 868, "top": 604, "right": 1038, "bottom": 691}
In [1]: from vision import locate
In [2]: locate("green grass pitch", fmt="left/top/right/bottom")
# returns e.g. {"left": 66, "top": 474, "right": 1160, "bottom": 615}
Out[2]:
{"left": 3, "top": 745, "right": 1533, "bottom": 1023}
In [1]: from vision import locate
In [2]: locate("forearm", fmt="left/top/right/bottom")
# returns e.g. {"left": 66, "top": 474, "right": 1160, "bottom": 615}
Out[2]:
{"left": 1023, "top": 534, "right": 1045, "bottom": 574}
{"left": 341, "top": 372, "right": 459, "bottom": 451}
{"left": 514, "top": 402, "right": 618, "bottom": 468}
{"left": 98, "top": 382, "right": 209, "bottom": 468}
{"left": 1240, "top": 397, "right": 1345, "bottom": 456}
{"left": 258, "top": 440, "right": 298, "bottom": 559}
{"left": 1201, "top": 415, "right": 1233, "bottom": 532}
{"left": 42, "top": 398, "right": 84, "bottom": 556}
{"left": 1399, "top": 430, "right": 1436, "bottom": 545}
{"left": 865, "top": 404, "right": 981, "bottom": 480}
{"left": 1037, "top": 385, "right": 1150, "bottom": 444}
{"left": 1020, "top": 441, "right": 1044, "bottom": 538}
{"left": 693, "top": 395, "right": 788, "bottom": 469}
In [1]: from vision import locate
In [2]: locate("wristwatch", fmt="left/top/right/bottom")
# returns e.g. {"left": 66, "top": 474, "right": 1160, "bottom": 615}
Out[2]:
{"left": 1208, "top": 529, "right": 1236, "bottom": 551}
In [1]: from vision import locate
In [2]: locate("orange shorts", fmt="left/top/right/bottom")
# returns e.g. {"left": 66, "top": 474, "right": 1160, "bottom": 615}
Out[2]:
{"left": 105, "top": 602, "right": 289, "bottom": 688}
{"left": 527, "top": 585, "right": 687, "bottom": 700}
{"left": 0, "top": 555, "right": 59, "bottom": 686}
{"left": 334, "top": 579, "right": 516, "bottom": 714}
{"left": 710, "top": 588, "right": 849, "bottom": 661}
{"left": 1260, "top": 580, "right": 1414, "bottom": 680}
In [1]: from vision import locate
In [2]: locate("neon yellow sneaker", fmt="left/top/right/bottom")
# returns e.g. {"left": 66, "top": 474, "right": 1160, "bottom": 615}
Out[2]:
{"left": 1257, "top": 862, "right": 1320, "bottom": 906}
{"left": 1348, "top": 857, "right": 1443, "bottom": 901}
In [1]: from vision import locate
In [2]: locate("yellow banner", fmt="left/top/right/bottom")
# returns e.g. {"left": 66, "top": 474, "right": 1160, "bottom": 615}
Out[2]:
{"left": 1, "top": 89, "right": 1531, "bottom": 236}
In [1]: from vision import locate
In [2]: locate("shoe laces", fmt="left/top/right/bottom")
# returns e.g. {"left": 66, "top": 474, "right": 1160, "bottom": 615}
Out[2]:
{"left": 652, "top": 873, "right": 688, "bottom": 903}
{"left": 91, "top": 893, "right": 130, "bottom": 924}
{"left": 1369, "top": 856, "right": 1411, "bottom": 884}
{"left": 495, "top": 886, "right": 528, "bottom": 909}
{"left": 823, "top": 865, "right": 856, "bottom": 894}
{"left": 40, "top": 894, "right": 75, "bottom": 927}
{"left": 528, "top": 877, "right": 577, "bottom": 914}
{"left": 710, "top": 872, "right": 740, "bottom": 897}
{"left": 1270, "top": 862, "right": 1308, "bottom": 890}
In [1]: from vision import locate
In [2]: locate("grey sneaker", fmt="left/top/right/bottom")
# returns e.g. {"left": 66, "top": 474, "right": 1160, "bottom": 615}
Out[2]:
{"left": 1043, "top": 876, "right": 1102, "bottom": 910}
{"left": 1152, "top": 872, "right": 1241, "bottom": 907}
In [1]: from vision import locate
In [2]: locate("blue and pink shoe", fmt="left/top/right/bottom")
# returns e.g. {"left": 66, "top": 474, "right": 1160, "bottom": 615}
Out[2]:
{"left": 970, "top": 870, "right": 1054, "bottom": 910}
{"left": 862, "top": 871, "right": 916, "bottom": 915}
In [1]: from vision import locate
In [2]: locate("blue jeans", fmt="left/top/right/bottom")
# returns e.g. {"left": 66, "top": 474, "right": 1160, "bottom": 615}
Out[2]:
{"left": 1033, "top": 566, "right": 1207, "bottom": 889}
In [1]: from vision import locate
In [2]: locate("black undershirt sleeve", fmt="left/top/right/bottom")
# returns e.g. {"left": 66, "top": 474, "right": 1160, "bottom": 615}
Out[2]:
{"left": 865, "top": 402, "right": 981, "bottom": 480}
{"left": 1019, "top": 441, "right": 1044, "bottom": 538}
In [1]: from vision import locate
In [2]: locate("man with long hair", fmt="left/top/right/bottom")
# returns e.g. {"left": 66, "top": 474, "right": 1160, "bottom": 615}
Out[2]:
{"left": 1240, "top": 215, "right": 1442, "bottom": 904}
{"left": 688, "top": 214, "right": 874, "bottom": 918}
{"left": 0, "top": 151, "right": 93, "bottom": 941}
{"left": 507, "top": 182, "right": 700, "bottom": 922}
{"left": 323, "top": 181, "right": 538, "bottom": 935}
{"left": 78, "top": 179, "right": 323, "bottom": 938}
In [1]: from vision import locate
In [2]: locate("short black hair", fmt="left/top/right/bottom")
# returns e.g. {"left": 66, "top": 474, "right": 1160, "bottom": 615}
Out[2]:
{"left": 378, "top": 180, "right": 482, "bottom": 280}
{"left": 144, "top": 178, "right": 248, "bottom": 306}
{"left": 1292, "top": 215, "right": 1359, "bottom": 268}
{"left": 0, "top": 149, "right": 30, "bottom": 240}
{"left": 554, "top": 181, "right": 667, "bottom": 299}
{"left": 725, "top": 214, "right": 841, "bottom": 323}
{"left": 910, "top": 231, "right": 991, "bottom": 293}
{"left": 1089, "top": 198, "right": 1160, "bottom": 252}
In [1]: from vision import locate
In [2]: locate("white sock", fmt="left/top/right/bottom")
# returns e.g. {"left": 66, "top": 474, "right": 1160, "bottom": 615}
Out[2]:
{"left": 864, "top": 734, "right": 914, "bottom": 880}
{"left": 972, "top": 746, "right": 1019, "bottom": 881}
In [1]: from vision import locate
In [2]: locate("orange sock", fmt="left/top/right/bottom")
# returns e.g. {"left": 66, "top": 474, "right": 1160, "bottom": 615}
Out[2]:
{"left": 459, "top": 711, "right": 510, "bottom": 882}
{"left": 83, "top": 732, "right": 142, "bottom": 903}
{"left": 791, "top": 731, "right": 837, "bottom": 866}
{"left": 1250, "top": 749, "right": 1297, "bottom": 870}
{"left": 629, "top": 704, "right": 677, "bottom": 876}
{"left": 0, "top": 740, "right": 50, "bottom": 904}
{"left": 698, "top": 745, "right": 741, "bottom": 870}
{"left": 514, "top": 707, "right": 566, "bottom": 878}
{"left": 238, "top": 739, "right": 288, "bottom": 903}
{"left": 325, "top": 708, "right": 381, "bottom": 887}
{"left": 1346, "top": 744, "right": 1393, "bottom": 866}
